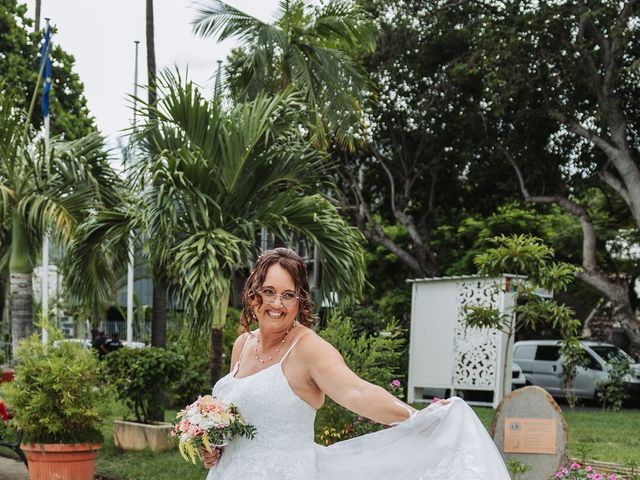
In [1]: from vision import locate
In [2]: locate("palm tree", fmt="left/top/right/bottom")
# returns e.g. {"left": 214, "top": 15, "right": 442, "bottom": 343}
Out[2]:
{"left": 0, "top": 87, "right": 121, "bottom": 353}
{"left": 192, "top": 0, "right": 376, "bottom": 150}
{"left": 132, "top": 74, "right": 366, "bottom": 382}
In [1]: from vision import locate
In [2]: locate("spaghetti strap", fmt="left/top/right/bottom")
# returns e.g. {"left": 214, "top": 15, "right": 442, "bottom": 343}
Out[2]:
{"left": 233, "top": 332, "right": 252, "bottom": 373}
{"left": 279, "top": 333, "right": 308, "bottom": 364}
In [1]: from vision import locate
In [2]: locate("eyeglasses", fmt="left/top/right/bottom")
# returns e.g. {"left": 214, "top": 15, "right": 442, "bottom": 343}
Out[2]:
{"left": 256, "top": 288, "right": 300, "bottom": 306}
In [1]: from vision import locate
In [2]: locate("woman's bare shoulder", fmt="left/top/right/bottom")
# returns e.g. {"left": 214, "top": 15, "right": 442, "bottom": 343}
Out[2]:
{"left": 233, "top": 331, "right": 251, "bottom": 348}
{"left": 295, "top": 328, "right": 340, "bottom": 359}
{"left": 230, "top": 331, "right": 252, "bottom": 366}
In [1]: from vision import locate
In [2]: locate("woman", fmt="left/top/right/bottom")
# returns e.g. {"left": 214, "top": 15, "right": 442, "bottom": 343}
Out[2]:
{"left": 203, "top": 248, "right": 509, "bottom": 479}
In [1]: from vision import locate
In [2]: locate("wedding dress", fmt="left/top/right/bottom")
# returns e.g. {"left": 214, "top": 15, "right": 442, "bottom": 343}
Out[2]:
{"left": 207, "top": 335, "right": 510, "bottom": 480}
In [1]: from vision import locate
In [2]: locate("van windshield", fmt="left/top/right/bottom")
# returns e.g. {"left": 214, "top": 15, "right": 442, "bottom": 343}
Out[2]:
{"left": 590, "top": 346, "right": 633, "bottom": 363}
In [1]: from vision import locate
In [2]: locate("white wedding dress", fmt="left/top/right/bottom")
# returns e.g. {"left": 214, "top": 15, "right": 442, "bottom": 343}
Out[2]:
{"left": 207, "top": 335, "right": 510, "bottom": 480}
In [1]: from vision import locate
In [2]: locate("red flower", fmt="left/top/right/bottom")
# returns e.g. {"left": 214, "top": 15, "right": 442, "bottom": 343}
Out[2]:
{"left": 0, "top": 400, "right": 8, "bottom": 422}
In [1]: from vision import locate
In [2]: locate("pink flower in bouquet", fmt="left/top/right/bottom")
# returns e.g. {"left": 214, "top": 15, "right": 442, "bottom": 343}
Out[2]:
{"left": 172, "top": 394, "right": 256, "bottom": 464}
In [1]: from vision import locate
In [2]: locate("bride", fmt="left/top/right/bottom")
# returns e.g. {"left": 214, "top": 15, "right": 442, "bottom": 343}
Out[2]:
{"left": 202, "top": 248, "right": 510, "bottom": 479}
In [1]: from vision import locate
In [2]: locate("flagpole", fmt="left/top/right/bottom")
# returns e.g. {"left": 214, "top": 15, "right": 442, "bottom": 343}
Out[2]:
{"left": 42, "top": 18, "right": 51, "bottom": 344}
{"left": 126, "top": 40, "right": 140, "bottom": 345}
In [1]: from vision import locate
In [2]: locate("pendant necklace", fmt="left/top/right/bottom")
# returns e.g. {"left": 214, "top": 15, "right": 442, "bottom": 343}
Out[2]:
{"left": 255, "top": 320, "right": 299, "bottom": 363}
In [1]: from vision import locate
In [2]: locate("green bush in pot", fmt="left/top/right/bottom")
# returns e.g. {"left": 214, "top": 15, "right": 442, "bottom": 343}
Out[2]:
{"left": 2, "top": 328, "right": 109, "bottom": 480}
{"left": 3, "top": 330, "right": 108, "bottom": 444}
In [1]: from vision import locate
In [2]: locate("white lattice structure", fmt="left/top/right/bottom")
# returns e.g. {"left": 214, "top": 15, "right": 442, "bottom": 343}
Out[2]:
{"left": 407, "top": 275, "right": 518, "bottom": 408}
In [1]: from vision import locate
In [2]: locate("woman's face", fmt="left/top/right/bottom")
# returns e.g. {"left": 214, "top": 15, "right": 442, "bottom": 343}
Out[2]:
{"left": 255, "top": 263, "right": 299, "bottom": 331}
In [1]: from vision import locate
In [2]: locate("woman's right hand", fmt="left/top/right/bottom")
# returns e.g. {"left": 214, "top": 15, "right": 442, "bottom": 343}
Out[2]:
{"left": 200, "top": 445, "right": 222, "bottom": 469}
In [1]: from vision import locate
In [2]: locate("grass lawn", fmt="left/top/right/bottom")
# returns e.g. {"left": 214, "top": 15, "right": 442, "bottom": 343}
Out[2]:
{"left": 95, "top": 400, "right": 204, "bottom": 480}
{"left": 472, "top": 406, "right": 640, "bottom": 466}
{"left": 94, "top": 401, "right": 640, "bottom": 480}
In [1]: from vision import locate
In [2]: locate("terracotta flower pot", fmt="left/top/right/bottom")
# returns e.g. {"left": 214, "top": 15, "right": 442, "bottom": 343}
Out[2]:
{"left": 21, "top": 442, "right": 101, "bottom": 480}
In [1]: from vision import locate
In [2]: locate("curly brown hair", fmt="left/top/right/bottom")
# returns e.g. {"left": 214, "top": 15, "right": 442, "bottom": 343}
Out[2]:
{"left": 240, "top": 248, "right": 316, "bottom": 333}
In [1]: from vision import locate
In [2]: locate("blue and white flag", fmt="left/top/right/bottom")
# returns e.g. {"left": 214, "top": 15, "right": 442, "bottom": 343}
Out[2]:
{"left": 39, "top": 25, "right": 52, "bottom": 118}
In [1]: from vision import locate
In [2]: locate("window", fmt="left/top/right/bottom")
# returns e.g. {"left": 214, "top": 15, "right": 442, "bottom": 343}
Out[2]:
{"left": 514, "top": 344, "right": 536, "bottom": 361}
{"left": 590, "top": 346, "right": 632, "bottom": 363}
{"left": 535, "top": 345, "right": 560, "bottom": 361}
{"left": 585, "top": 353, "right": 602, "bottom": 371}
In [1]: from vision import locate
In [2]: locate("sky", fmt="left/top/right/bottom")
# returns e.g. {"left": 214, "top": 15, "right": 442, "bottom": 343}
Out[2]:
{"left": 24, "top": 0, "right": 283, "bottom": 151}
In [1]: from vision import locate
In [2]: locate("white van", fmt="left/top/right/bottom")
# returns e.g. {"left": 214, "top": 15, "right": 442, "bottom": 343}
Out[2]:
{"left": 513, "top": 340, "right": 640, "bottom": 400}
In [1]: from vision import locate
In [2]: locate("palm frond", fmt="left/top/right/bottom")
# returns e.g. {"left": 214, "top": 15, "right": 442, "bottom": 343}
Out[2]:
{"left": 260, "top": 193, "right": 366, "bottom": 305}
{"left": 307, "top": 1, "right": 376, "bottom": 52}
{"left": 192, "top": 0, "right": 267, "bottom": 44}
{"left": 169, "top": 229, "right": 245, "bottom": 332}
{"left": 62, "top": 206, "right": 141, "bottom": 316}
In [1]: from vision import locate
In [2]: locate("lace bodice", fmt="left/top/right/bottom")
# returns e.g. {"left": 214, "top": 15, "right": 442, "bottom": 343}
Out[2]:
{"left": 207, "top": 335, "right": 318, "bottom": 480}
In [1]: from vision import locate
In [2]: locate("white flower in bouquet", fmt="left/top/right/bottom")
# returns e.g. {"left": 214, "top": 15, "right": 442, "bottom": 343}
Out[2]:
{"left": 171, "top": 395, "right": 256, "bottom": 464}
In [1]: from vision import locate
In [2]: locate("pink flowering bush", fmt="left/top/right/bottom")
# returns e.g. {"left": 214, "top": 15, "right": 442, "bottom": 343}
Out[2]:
{"left": 389, "top": 379, "right": 403, "bottom": 398}
{"left": 554, "top": 463, "right": 622, "bottom": 480}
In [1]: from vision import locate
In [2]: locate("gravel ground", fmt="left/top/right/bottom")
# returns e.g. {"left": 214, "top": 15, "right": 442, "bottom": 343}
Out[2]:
{"left": 0, "top": 455, "right": 28, "bottom": 480}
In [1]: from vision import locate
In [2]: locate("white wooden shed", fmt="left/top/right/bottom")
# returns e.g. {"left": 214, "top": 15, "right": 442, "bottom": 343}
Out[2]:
{"left": 407, "top": 275, "right": 519, "bottom": 408}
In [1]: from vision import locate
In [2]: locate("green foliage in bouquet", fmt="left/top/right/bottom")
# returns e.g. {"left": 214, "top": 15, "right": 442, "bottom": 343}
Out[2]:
{"left": 172, "top": 395, "right": 256, "bottom": 465}
{"left": 314, "top": 314, "right": 405, "bottom": 445}
{"left": 2, "top": 329, "right": 108, "bottom": 443}
{"left": 105, "top": 347, "right": 183, "bottom": 424}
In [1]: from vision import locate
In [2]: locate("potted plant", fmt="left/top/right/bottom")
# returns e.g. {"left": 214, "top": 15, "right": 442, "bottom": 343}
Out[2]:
{"left": 105, "top": 346, "right": 182, "bottom": 452}
{"left": 2, "top": 329, "right": 108, "bottom": 480}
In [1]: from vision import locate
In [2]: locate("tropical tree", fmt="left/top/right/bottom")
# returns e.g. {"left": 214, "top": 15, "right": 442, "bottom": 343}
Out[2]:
{"left": 472, "top": 0, "right": 640, "bottom": 346}
{"left": 144, "top": 0, "right": 167, "bottom": 352}
{"left": 0, "top": 0, "right": 96, "bottom": 138}
{"left": 192, "top": 0, "right": 376, "bottom": 150}
{"left": 0, "top": 86, "right": 120, "bottom": 353}
{"left": 132, "top": 74, "right": 366, "bottom": 383}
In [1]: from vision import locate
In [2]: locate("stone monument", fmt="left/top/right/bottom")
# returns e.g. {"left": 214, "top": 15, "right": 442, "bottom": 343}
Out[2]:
{"left": 492, "top": 386, "right": 568, "bottom": 480}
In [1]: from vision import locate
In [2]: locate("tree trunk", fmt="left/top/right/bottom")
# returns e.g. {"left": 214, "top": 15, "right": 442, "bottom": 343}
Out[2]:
{"left": 577, "top": 270, "right": 640, "bottom": 346}
{"left": 146, "top": 0, "right": 157, "bottom": 110}
{"left": 9, "top": 215, "right": 33, "bottom": 353}
{"left": 151, "top": 280, "right": 166, "bottom": 348}
{"left": 10, "top": 272, "right": 33, "bottom": 354}
{"left": 147, "top": 278, "right": 167, "bottom": 423}
{"left": 211, "top": 326, "right": 223, "bottom": 385}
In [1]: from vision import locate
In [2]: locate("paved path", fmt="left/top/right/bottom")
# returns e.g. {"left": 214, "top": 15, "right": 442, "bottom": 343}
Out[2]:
{"left": 0, "top": 455, "right": 28, "bottom": 480}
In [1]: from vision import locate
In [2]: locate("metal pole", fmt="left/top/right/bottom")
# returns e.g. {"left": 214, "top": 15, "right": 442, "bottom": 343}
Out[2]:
{"left": 42, "top": 17, "right": 51, "bottom": 343}
{"left": 126, "top": 40, "right": 140, "bottom": 345}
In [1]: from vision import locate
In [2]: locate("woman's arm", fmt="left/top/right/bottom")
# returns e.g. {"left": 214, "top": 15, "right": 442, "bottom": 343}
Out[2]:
{"left": 304, "top": 335, "right": 417, "bottom": 425}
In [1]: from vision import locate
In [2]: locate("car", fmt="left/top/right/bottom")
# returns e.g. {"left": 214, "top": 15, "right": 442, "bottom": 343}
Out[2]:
{"left": 52, "top": 338, "right": 92, "bottom": 349}
{"left": 511, "top": 362, "right": 526, "bottom": 390}
{"left": 513, "top": 339, "right": 640, "bottom": 401}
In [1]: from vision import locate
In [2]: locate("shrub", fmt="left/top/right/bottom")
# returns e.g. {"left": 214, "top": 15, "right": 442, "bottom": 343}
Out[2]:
{"left": 314, "top": 314, "right": 405, "bottom": 445}
{"left": 554, "top": 463, "right": 620, "bottom": 479}
{"left": 2, "top": 332, "right": 108, "bottom": 443}
{"left": 506, "top": 459, "right": 530, "bottom": 480}
{"left": 596, "top": 358, "right": 633, "bottom": 411}
{"left": 167, "top": 308, "right": 241, "bottom": 409}
{"left": 105, "top": 347, "right": 183, "bottom": 424}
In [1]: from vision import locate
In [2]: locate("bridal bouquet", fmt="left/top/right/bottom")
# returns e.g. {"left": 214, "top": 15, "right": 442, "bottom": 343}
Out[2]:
{"left": 171, "top": 395, "right": 256, "bottom": 464}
